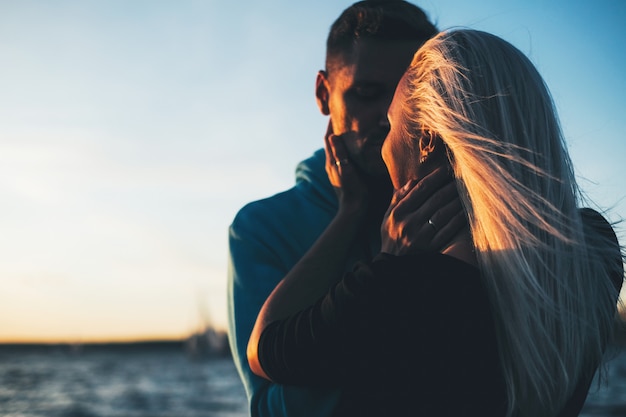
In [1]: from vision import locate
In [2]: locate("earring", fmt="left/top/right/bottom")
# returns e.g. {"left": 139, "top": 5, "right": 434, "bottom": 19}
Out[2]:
{"left": 419, "top": 130, "right": 436, "bottom": 164}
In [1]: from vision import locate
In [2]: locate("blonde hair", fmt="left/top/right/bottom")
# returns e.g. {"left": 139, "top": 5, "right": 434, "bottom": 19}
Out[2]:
{"left": 401, "top": 29, "right": 623, "bottom": 417}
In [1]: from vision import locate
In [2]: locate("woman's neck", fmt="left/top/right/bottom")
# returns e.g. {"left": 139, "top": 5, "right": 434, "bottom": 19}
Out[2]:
{"left": 442, "top": 230, "right": 478, "bottom": 267}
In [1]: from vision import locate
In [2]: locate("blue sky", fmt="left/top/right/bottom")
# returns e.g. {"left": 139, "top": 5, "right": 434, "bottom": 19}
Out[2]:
{"left": 1, "top": 0, "right": 624, "bottom": 342}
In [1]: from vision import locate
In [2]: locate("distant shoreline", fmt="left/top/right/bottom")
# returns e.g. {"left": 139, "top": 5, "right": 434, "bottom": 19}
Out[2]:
{"left": 0, "top": 337, "right": 232, "bottom": 358}
{"left": 0, "top": 340, "right": 186, "bottom": 352}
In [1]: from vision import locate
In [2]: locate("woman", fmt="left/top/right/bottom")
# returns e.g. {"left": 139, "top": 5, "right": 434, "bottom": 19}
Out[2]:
{"left": 247, "top": 29, "right": 624, "bottom": 417}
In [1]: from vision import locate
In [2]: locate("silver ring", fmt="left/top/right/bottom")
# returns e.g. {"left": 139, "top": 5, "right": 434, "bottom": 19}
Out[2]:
{"left": 428, "top": 219, "right": 439, "bottom": 232}
{"left": 335, "top": 159, "right": 349, "bottom": 167}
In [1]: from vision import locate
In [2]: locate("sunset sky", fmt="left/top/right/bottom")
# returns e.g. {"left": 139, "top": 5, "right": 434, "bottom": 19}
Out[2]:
{"left": 1, "top": 0, "right": 625, "bottom": 343}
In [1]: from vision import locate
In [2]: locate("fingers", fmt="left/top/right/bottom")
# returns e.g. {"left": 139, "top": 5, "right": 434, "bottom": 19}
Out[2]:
{"left": 325, "top": 119, "right": 333, "bottom": 139}
{"left": 391, "top": 166, "right": 454, "bottom": 216}
{"left": 390, "top": 178, "right": 418, "bottom": 206}
{"left": 323, "top": 126, "right": 368, "bottom": 205}
{"left": 428, "top": 199, "right": 467, "bottom": 251}
{"left": 323, "top": 119, "right": 340, "bottom": 168}
{"left": 382, "top": 167, "right": 467, "bottom": 255}
{"left": 326, "top": 133, "right": 353, "bottom": 172}
{"left": 323, "top": 125, "right": 333, "bottom": 167}
{"left": 324, "top": 124, "right": 353, "bottom": 181}
{"left": 393, "top": 194, "right": 462, "bottom": 248}
{"left": 323, "top": 120, "right": 356, "bottom": 172}
{"left": 393, "top": 175, "right": 457, "bottom": 222}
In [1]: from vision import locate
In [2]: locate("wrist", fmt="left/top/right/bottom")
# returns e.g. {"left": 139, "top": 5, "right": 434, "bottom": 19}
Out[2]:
{"left": 337, "top": 197, "right": 369, "bottom": 220}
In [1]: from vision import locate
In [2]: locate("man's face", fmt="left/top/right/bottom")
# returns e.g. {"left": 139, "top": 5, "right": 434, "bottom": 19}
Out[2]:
{"left": 317, "top": 39, "right": 419, "bottom": 180}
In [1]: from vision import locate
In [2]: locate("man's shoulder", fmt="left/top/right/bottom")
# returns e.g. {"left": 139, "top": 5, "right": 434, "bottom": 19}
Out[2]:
{"left": 233, "top": 187, "right": 303, "bottom": 229}
{"left": 231, "top": 149, "right": 337, "bottom": 235}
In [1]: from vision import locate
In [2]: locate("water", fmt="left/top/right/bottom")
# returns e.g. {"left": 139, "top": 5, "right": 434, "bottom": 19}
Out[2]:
{"left": 0, "top": 344, "right": 247, "bottom": 417}
{"left": 581, "top": 347, "right": 626, "bottom": 417}
{"left": 0, "top": 344, "right": 624, "bottom": 417}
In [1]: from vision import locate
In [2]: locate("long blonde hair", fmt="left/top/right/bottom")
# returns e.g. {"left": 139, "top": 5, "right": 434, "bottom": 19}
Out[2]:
{"left": 401, "top": 29, "right": 623, "bottom": 417}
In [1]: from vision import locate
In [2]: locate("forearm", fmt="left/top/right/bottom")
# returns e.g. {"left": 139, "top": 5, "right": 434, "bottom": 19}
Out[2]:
{"left": 248, "top": 206, "right": 366, "bottom": 379}
{"left": 228, "top": 203, "right": 344, "bottom": 416}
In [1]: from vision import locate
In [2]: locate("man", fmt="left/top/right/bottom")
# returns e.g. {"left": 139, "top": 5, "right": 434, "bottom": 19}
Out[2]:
{"left": 227, "top": 2, "right": 438, "bottom": 416}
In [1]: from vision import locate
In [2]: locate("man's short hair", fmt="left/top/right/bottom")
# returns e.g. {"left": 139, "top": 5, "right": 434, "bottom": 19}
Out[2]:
{"left": 326, "top": 0, "right": 438, "bottom": 73}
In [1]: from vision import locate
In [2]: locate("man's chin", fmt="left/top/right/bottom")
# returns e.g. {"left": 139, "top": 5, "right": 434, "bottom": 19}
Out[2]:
{"left": 361, "top": 162, "right": 392, "bottom": 187}
{"left": 363, "top": 155, "right": 390, "bottom": 178}
{"left": 360, "top": 145, "right": 386, "bottom": 171}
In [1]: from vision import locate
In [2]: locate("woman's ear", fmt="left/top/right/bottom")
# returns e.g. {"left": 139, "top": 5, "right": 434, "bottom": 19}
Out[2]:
{"left": 315, "top": 70, "right": 330, "bottom": 115}
{"left": 416, "top": 132, "right": 447, "bottom": 179}
{"left": 418, "top": 131, "right": 436, "bottom": 164}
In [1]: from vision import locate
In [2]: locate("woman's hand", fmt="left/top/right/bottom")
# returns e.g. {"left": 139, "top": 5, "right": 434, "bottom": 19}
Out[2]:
{"left": 381, "top": 166, "right": 467, "bottom": 256}
{"left": 324, "top": 121, "right": 369, "bottom": 214}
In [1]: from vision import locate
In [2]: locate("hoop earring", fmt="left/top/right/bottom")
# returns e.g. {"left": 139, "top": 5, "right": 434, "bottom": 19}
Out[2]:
{"left": 419, "top": 130, "right": 436, "bottom": 164}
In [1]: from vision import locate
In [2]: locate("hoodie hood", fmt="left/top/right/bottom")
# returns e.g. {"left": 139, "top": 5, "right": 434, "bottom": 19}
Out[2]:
{"left": 294, "top": 148, "right": 338, "bottom": 212}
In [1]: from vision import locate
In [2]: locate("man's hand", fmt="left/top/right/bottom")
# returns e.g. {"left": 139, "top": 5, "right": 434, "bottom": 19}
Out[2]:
{"left": 323, "top": 121, "right": 369, "bottom": 213}
{"left": 381, "top": 166, "right": 467, "bottom": 256}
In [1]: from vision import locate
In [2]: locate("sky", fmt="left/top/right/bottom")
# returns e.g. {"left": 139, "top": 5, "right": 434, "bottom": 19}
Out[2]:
{"left": 0, "top": 0, "right": 624, "bottom": 343}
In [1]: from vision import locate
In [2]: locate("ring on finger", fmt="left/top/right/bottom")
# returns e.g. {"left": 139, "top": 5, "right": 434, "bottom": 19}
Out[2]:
{"left": 428, "top": 219, "right": 439, "bottom": 233}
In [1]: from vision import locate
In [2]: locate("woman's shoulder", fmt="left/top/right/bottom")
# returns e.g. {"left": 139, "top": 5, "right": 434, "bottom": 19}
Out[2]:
{"left": 579, "top": 207, "right": 623, "bottom": 291}
{"left": 371, "top": 251, "right": 479, "bottom": 277}
{"left": 579, "top": 208, "right": 617, "bottom": 242}
{"left": 365, "top": 252, "right": 484, "bottom": 303}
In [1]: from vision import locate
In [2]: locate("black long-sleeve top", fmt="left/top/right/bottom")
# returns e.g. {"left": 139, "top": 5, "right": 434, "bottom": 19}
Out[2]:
{"left": 259, "top": 253, "right": 507, "bottom": 416}
{"left": 258, "top": 210, "right": 623, "bottom": 417}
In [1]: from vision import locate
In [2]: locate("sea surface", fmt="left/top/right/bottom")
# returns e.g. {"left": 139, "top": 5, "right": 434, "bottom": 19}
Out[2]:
{"left": 0, "top": 343, "right": 247, "bottom": 417}
{"left": 1, "top": 343, "right": 625, "bottom": 417}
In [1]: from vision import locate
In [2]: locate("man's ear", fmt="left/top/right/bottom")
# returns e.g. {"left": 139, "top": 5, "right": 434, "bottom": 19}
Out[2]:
{"left": 315, "top": 70, "right": 330, "bottom": 115}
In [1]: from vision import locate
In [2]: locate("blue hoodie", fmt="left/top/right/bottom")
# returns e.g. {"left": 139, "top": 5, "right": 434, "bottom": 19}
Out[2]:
{"left": 227, "top": 149, "right": 378, "bottom": 417}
